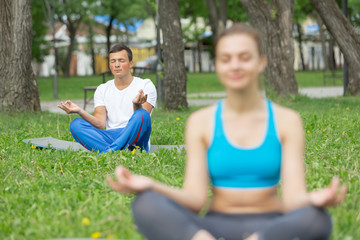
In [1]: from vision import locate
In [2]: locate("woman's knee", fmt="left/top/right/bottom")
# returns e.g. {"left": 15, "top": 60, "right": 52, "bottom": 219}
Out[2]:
{"left": 306, "top": 206, "right": 332, "bottom": 235}
{"left": 132, "top": 190, "right": 164, "bottom": 219}
{"left": 296, "top": 206, "right": 332, "bottom": 239}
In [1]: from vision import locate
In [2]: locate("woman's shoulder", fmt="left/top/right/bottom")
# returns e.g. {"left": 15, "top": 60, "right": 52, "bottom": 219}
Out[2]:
{"left": 187, "top": 104, "right": 216, "bottom": 124}
{"left": 186, "top": 104, "right": 217, "bottom": 147}
{"left": 272, "top": 102, "right": 304, "bottom": 138}
{"left": 272, "top": 102, "right": 302, "bottom": 122}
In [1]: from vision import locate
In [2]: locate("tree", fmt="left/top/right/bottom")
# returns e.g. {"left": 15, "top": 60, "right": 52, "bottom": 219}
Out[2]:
{"left": 55, "top": 0, "right": 90, "bottom": 77}
{"left": 240, "top": 0, "right": 298, "bottom": 96}
{"left": 32, "top": 0, "right": 50, "bottom": 63}
{"left": 203, "top": 0, "right": 227, "bottom": 43}
{"left": 293, "top": 0, "right": 313, "bottom": 71}
{"left": 311, "top": 0, "right": 360, "bottom": 95}
{"left": 100, "top": 0, "right": 149, "bottom": 65}
{"left": 0, "top": 0, "right": 41, "bottom": 112}
{"left": 159, "top": 0, "right": 188, "bottom": 109}
{"left": 43, "top": 0, "right": 59, "bottom": 99}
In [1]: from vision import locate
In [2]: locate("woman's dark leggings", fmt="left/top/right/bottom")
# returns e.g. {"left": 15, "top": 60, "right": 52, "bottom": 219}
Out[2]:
{"left": 132, "top": 190, "right": 332, "bottom": 240}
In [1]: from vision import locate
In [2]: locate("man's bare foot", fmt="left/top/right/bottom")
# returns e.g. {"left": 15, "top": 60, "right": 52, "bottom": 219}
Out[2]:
{"left": 191, "top": 230, "right": 216, "bottom": 240}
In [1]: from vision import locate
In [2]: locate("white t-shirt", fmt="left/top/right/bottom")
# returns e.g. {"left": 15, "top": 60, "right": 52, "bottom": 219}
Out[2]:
{"left": 94, "top": 77, "right": 157, "bottom": 130}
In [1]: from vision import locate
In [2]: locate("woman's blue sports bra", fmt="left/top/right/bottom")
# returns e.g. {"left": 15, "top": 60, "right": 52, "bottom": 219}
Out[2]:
{"left": 207, "top": 99, "right": 282, "bottom": 188}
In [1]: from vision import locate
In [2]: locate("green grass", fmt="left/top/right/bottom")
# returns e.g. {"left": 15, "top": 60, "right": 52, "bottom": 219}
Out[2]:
{"left": 37, "top": 70, "right": 344, "bottom": 101}
{"left": 1, "top": 96, "right": 359, "bottom": 239}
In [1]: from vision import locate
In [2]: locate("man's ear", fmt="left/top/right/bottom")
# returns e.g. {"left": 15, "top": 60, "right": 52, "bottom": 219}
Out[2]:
{"left": 130, "top": 60, "right": 134, "bottom": 68}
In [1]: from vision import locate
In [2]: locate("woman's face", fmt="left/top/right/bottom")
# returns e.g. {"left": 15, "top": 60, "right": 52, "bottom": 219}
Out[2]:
{"left": 215, "top": 33, "right": 266, "bottom": 91}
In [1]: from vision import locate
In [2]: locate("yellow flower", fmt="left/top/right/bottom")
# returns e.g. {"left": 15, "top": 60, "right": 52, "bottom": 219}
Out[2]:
{"left": 342, "top": 131, "right": 345, "bottom": 136}
{"left": 91, "top": 232, "right": 101, "bottom": 238}
{"left": 135, "top": 145, "right": 140, "bottom": 149}
{"left": 306, "top": 130, "right": 310, "bottom": 134}
{"left": 31, "top": 145, "right": 36, "bottom": 149}
{"left": 131, "top": 148, "right": 136, "bottom": 155}
{"left": 81, "top": 217, "right": 90, "bottom": 226}
{"left": 106, "top": 234, "right": 117, "bottom": 239}
{"left": 321, "top": 128, "right": 325, "bottom": 131}
{"left": 59, "top": 170, "right": 63, "bottom": 173}
{"left": 346, "top": 107, "right": 349, "bottom": 110}
{"left": 176, "top": 117, "right": 180, "bottom": 121}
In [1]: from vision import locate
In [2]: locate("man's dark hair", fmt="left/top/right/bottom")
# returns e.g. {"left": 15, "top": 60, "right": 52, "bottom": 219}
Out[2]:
{"left": 109, "top": 44, "right": 133, "bottom": 62}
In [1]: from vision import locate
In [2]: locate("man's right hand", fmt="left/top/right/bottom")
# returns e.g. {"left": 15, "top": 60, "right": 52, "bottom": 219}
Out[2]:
{"left": 57, "top": 100, "right": 82, "bottom": 114}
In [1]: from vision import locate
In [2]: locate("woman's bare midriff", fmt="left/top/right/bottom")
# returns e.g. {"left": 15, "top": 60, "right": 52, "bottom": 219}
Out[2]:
{"left": 209, "top": 186, "right": 282, "bottom": 214}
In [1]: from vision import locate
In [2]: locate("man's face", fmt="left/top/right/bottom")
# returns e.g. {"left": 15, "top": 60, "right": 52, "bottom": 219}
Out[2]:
{"left": 109, "top": 50, "right": 133, "bottom": 79}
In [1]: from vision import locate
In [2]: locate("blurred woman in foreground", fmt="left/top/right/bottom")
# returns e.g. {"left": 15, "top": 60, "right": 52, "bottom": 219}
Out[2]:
{"left": 107, "top": 23, "right": 346, "bottom": 240}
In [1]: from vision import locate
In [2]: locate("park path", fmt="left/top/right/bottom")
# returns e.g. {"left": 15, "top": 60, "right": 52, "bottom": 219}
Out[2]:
{"left": 41, "top": 86, "right": 344, "bottom": 114}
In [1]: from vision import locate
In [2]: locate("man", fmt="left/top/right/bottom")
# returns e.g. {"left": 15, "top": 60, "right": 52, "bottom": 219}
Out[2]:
{"left": 58, "top": 44, "right": 157, "bottom": 153}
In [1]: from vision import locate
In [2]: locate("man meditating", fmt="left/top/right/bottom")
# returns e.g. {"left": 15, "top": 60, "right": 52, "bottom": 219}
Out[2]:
{"left": 58, "top": 44, "right": 157, "bottom": 153}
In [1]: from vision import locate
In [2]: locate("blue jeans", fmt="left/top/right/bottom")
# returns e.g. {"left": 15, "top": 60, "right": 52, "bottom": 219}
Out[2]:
{"left": 70, "top": 109, "right": 151, "bottom": 153}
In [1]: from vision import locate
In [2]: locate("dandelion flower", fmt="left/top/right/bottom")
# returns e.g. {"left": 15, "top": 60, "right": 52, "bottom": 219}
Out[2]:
{"left": 91, "top": 232, "right": 101, "bottom": 238}
{"left": 342, "top": 131, "right": 345, "bottom": 136}
{"left": 81, "top": 217, "right": 90, "bottom": 226}
{"left": 59, "top": 170, "right": 63, "bottom": 173}
{"left": 131, "top": 148, "right": 136, "bottom": 155}
{"left": 31, "top": 145, "right": 36, "bottom": 149}
{"left": 176, "top": 117, "right": 180, "bottom": 121}
{"left": 306, "top": 130, "right": 310, "bottom": 134}
{"left": 321, "top": 128, "right": 325, "bottom": 131}
{"left": 346, "top": 107, "right": 349, "bottom": 110}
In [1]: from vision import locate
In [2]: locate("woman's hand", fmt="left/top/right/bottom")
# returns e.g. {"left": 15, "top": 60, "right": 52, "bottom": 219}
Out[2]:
{"left": 309, "top": 177, "right": 347, "bottom": 207}
{"left": 57, "top": 100, "right": 82, "bottom": 114}
{"left": 106, "top": 166, "right": 153, "bottom": 194}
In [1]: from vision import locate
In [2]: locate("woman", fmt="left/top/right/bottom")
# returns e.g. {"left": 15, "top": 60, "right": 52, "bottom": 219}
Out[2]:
{"left": 107, "top": 24, "right": 346, "bottom": 240}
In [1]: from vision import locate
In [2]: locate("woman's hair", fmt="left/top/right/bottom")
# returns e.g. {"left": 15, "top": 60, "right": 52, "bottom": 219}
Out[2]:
{"left": 109, "top": 44, "right": 133, "bottom": 62}
{"left": 214, "top": 23, "right": 263, "bottom": 56}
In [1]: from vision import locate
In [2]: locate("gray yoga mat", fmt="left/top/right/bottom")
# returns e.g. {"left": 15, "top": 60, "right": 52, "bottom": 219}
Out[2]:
{"left": 23, "top": 137, "right": 184, "bottom": 153}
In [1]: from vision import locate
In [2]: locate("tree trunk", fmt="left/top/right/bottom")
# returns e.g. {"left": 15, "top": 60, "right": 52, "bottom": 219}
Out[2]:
{"left": 0, "top": 0, "right": 41, "bottom": 112}
{"left": 240, "top": 0, "right": 298, "bottom": 96}
{"left": 317, "top": 13, "right": 329, "bottom": 71}
{"left": 296, "top": 22, "right": 306, "bottom": 70}
{"left": 88, "top": 21, "right": 96, "bottom": 75}
{"left": 159, "top": 0, "right": 188, "bottom": 109}
{"left": 106, "top": 16, "right": 115, "bottom": 67}
{"left": 63, "top": 19, "right": 81, "bottom": 78}
{"left": 203, "top": 0, "right": 227, "bottom": 43}
{"left": 64, "top": 29, "right": 76, "bottom": 77}
{"left": 197, "top": 42, "right": 203, "bottom": 73}
{"left": 311, "top": 0, "right": 360, "bottom": 95}
{"left": 328, "top": 36, "right": 336, "bottom": 70}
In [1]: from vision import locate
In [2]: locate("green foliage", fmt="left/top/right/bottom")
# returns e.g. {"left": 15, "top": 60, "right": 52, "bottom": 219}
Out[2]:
{"left": 32, "top": 0, "right": 50, "bottom": 62}
{"left": 0, "top": 97, "right": 359, "bottom": 239}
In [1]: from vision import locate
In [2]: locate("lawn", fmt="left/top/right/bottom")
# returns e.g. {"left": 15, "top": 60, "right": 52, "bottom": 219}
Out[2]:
{"left": 0, "top": 96, "right": 359, "bottom": 240}
{"left": 37, "top": 70, "right": 344, "bottom": 101}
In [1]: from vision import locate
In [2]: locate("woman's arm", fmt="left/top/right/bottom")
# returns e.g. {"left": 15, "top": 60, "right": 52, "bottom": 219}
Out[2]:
{"left": 278, "top": 106, "right": 346, "bottom": 211}
{"left": 107, "top": 108, "right": 212, "bottom": 212}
